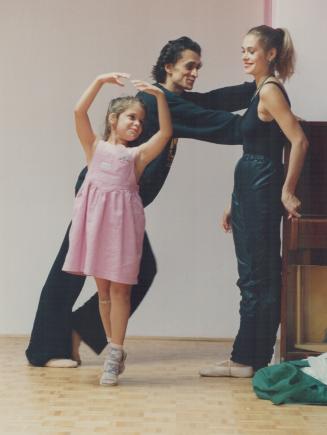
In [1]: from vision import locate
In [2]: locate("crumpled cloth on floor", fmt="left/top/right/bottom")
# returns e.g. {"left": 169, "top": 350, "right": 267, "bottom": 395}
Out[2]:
{"left": 252, "top": 357, "right": 327, "bottom": 405}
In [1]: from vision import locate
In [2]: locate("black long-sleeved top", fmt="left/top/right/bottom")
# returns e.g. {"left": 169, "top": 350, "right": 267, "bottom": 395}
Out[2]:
{"left": 75, "top": 81, "right": 256, "bottom": 207}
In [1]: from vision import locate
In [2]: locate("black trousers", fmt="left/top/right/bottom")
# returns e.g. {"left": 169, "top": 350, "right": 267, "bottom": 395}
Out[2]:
{"left": 230, "top": 154, "right": 283, "bottom": 371}
{"left": 25, "top": 227, "right": 156, "bottom": 366}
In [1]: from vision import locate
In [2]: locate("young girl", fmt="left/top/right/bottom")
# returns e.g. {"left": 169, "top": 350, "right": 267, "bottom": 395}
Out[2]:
{"left": 62, "top": 72, "right": 172, "bottom": 385}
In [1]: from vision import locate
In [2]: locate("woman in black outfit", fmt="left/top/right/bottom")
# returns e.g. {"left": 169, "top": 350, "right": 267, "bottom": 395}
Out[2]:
{"left": 200, "top": 25, "right": 308, "bottom": 377}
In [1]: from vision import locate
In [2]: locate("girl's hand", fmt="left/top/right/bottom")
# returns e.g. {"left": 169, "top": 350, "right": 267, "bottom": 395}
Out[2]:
{"left": 131, "top": 80, "right": 164, "bottom": 96}
{"left": 282, "top": 191, "right": 301, "bottom": 219}
{"left": 221, "top": 204, "right": 232, "bottom": 233}
{"left": 98, "top": 72, "right": 130, "bottom": 86}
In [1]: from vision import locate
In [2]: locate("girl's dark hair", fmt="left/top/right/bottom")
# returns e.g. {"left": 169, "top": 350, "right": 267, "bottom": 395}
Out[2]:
{"left": 247, "top": 25, "right": 295, "bottom": 81}
{"left": 151, "top": 36, "right": 201, "bottom": 83}
{"left": 103, "top": 96, "right": 146, "bottom": 141}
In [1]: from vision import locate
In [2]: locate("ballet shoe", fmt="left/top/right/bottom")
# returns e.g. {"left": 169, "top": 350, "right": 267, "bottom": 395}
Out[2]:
{"left": 199, "top": 360, "right": 253, "bottom": 378}
{"left": 45, "top": 358, "right": 78, "bottom": 368}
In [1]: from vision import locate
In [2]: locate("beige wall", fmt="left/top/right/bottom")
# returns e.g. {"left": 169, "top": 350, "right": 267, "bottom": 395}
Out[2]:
{"left": 1, "top": 0, "right": 265, "bottom": 336}
{"left": 273, "top": 0, "right": 327, "bottom": 120}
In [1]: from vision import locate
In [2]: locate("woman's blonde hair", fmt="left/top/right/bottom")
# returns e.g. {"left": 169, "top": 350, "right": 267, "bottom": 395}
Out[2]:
{"left": 247, "top": 25, "right": 296, "bottom": 82}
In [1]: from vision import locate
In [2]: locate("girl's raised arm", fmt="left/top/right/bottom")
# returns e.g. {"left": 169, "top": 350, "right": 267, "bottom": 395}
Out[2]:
{"left": 74, "top": 73, "right": 130, "bottom": 164}
{"left": 131, "top": 81, "right": 173, "bottom": 172}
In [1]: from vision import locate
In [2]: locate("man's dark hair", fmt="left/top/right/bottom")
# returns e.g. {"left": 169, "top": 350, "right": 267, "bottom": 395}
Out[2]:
{"left": 151, "top": 36, "right": 201, "bottom": 83}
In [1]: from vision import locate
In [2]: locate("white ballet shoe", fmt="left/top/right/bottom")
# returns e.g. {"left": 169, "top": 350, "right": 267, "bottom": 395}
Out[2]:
{"left": 45, "top": 358, "right": 78, "bottom": 368}
{"left": 199, "top": 360, "right": 253, "bottom": 378}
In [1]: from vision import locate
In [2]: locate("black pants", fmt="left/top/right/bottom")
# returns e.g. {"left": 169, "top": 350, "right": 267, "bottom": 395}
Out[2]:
{"left": 25, "top": 227, "right": 156, "bottom": 366}
{"left": 230, "top": 154, "right": 283, "bottom": 371}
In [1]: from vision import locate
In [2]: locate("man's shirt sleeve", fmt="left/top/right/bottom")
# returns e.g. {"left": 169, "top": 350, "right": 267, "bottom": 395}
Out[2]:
{"left": 183, "top": 81, "right": 256, "bottom": 112}
{"left": 138, "top": 90, "right": 243, "bottom": 145}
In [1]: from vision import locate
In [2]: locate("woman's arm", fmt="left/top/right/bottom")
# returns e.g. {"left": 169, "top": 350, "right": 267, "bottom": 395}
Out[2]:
{"left": 260, "top": 84, "right": 309, "bottom": 218}
{"left": 74, "top": 72, "right": 129, "bottom": 164}
{"left": 132, "top": 81, "right": 172, "bottom": 175}
{"left": 221, "top": 202, "right": 232, "bottom": 233}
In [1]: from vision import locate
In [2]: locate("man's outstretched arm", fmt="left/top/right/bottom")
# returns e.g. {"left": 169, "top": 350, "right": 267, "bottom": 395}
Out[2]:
{"left": 182, "top": 81, "right": 256, "bottom": 112}
{"left": 139, "top": 89, "right": 243, "bottom": 145}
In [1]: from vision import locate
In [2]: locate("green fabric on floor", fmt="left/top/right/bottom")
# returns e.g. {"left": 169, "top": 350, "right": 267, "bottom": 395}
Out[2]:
{"left": 252, "top": 359, "right": 327, "bottom": 405}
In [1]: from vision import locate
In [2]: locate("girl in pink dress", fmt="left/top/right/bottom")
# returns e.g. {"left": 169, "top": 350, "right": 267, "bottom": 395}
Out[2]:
{"left": 62, "top": 72, "right": 172, "bottom": 386}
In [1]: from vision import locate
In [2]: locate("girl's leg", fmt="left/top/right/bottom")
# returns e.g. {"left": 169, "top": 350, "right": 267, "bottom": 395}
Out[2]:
{"left": 94, "top": 277, "right": 111, "bottom": 340}
{"left": 109, "top": 282, "right": 132, "bottom": 346}
{"left": 100, "top": 281, "right": 131, "bottom": 386}
{"left": 71, "top": 231, "right": 157, "bottom": 356}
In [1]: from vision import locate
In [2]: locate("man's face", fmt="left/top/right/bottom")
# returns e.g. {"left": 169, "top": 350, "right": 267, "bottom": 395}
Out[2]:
{"left": 164, "top": 49, "right": 202, "bottom": 94}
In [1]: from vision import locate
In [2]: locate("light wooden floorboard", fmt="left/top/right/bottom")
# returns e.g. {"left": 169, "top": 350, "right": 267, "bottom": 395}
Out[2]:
{"left": 0, "top": 336, "right": 326, "bottom": 435}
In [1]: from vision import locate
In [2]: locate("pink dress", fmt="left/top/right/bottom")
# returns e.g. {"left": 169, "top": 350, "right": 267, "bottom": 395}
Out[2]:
{"left": 62, "top": 140, "right": 145, "bottom": 284}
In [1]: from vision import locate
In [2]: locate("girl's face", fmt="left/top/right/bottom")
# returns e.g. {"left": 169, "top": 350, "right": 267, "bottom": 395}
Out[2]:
{"left": 111, "top": 102, "right": 145, "bottom": 143}
{"left": 241, "top": 34, "right": 275, "bottom": 79}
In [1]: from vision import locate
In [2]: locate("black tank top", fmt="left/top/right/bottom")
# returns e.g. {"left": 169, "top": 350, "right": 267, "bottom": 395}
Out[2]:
{"left": 241, "top": 79, "right": 291, "bottom": 162}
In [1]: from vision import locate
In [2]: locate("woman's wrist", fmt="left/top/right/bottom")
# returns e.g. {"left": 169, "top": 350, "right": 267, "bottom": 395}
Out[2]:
{"left": 282, "top": 184, "right": 295, "bottom": 196}
{"left": 282, "top": 191, "right": 292, "bottom": 202}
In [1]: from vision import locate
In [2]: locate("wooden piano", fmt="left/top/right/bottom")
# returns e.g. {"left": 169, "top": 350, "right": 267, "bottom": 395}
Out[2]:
{"left": 281, "top": 121, "right": 327, "bottom": 361}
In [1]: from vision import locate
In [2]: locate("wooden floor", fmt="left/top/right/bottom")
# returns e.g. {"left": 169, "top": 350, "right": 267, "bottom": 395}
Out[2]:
{"left": 1, "top": 337, "right": 327, "bottom": 435}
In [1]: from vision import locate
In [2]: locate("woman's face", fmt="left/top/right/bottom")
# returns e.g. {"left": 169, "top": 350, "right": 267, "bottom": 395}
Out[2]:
{"left": 241, "top": 34, "right": 274, "bottom": 78}
{"left": 164, "top": 49, "right": 202, "bottom": 94}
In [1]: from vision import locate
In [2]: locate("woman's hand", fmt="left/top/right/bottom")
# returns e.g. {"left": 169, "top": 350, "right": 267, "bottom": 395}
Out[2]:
{"left": 221, "top": 204, "right": 232, "bottom": 233}
{"left": 282, "top": 190, "right": 301, "bottom": 219}
{"left": 97, "top": 72, "right": 130, "bottom": 86}
{"left": 131, "top": 80, "right": 164, "bottom": 96}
